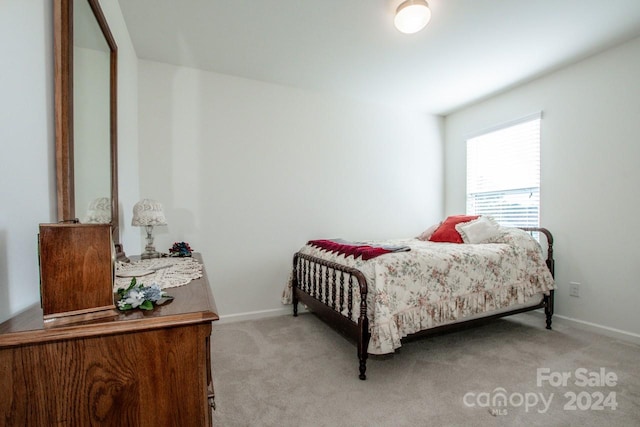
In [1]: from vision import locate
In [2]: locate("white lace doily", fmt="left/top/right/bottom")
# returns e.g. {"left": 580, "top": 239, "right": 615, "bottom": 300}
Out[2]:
{"left": 114, "top": 257, "right": 203, "bottom": 291}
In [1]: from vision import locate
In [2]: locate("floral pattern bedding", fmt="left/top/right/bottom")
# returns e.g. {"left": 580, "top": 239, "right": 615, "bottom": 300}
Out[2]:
{"left": 289, "top": 227, "right": 555, "bottom": 355}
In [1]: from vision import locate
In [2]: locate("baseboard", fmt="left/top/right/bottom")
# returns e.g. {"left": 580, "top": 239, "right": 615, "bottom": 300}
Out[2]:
{"left": 219, "top": 307, "right": 640, "bottom": 346}
{"left": 217, "top": 306, "right": 307, "bottom": 324}
{"left": 526, "top": 310, "right": 640, "bottom": 345}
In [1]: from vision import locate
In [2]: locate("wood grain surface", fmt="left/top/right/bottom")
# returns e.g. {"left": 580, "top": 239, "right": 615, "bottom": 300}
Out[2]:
{"left": 0, "top": 253, "right": 218, "bottom": 426}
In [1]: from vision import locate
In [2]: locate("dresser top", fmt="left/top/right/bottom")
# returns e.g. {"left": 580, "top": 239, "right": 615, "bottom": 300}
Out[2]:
{"left": 0, "top": 254, "right": 218, "bottom": 348}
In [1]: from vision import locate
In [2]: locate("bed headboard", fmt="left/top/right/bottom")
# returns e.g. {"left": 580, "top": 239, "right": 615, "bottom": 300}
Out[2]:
{"left": 519, "top": 227, "right": 554, "bottom": 278}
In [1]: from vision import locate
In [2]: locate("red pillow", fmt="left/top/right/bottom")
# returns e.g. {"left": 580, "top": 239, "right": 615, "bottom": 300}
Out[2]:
{"left": 428, "top": 215, "right": 479, "bottom": 243}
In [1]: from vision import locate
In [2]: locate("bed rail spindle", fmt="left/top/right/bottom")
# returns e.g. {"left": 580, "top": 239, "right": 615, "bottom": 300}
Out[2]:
{"left": 306, "top": 259, "right": 312, "bottom": 294}
{"left": 347, "top": 275, "right": 354, "bottom": 320}
{"left": 331, "top": 270, "right": 337, "bottom": 310}
{"left": 292, "top": 257, "right": 299, "bottom": 316}
{"left": 300, "top": 258, "right": 304, "bottom": 293}
{"left": 318, "top": 264, "right": 323, "bottom": 302}
{"left": 298, "top": 258, "right": 302, "bottom": 293}
{"left": 296, "top": 258, "right": 301, "bottom": 291}
{"left": 312, "top": 262, "right": 318, "bottom": 299}
{"left": 324, "top": 266, "right": 330, "bottom": 305}
{"left": 339, "top": 272, "right": 345, "bottom": 313}
{"left": 306, "top": 260, "right": 311, "bottom": 295}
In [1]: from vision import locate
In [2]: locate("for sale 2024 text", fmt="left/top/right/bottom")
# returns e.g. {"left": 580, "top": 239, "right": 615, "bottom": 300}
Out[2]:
{"left": 537, "top": 367, "right": 618, "bottom": 411}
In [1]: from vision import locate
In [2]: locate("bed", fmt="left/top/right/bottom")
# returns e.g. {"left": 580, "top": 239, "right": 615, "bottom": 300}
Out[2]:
{"left": 286, "top": 218, "right": 556, "bottom": 380}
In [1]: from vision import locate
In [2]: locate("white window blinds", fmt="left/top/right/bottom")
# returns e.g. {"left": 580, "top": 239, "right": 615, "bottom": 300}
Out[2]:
{"left": 466, "top": 114, "right": 541, "bottom": 228}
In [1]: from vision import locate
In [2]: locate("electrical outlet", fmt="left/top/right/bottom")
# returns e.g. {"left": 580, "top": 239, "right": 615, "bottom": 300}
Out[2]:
{"left": 569, "top": 282, "right": 580, "bottom": 297}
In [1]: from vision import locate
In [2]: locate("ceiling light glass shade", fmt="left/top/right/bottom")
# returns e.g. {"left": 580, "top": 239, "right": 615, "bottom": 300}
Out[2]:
{"left": 394, "top": 0, "right": 431, "bottom": 34}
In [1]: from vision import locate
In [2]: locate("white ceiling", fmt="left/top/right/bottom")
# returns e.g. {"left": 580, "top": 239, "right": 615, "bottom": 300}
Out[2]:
{"left": 118, "top": 0, "right": 640, "bottom": 115}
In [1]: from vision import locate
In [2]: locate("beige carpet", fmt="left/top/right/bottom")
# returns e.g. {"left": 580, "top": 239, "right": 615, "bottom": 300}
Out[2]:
{"left": 210, "top": 312, "right": 640, "bottom": 426}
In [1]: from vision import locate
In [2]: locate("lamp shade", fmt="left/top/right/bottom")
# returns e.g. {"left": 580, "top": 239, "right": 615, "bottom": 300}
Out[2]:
{"left": 85, "top": 197, "right": 111, "bottom": 224}
{"left": 131, "top": 199, "right": 167, "bottom": 226}
{"left": 394, "top": 0, "right": 431, "bottom": 34}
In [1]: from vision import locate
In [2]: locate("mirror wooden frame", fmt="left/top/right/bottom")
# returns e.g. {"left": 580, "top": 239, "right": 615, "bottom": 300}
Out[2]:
{"left": 53, "top": 0, "right": 125, "bottom": 259}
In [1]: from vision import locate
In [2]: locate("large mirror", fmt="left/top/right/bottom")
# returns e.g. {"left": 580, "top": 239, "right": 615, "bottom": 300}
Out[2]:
{"left": 54, "top": 0, "right": 124, "bottom": 258}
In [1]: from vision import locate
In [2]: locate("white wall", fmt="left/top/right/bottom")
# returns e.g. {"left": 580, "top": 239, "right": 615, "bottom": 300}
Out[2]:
{"left": 0, "top": 0, "right": 55, "bottom": 322}
{"left": 137, "top": 60, "right": 443, "bottom": 318}
{"left": 0, "top": 0, "right": 139, "bottom": 323}
{"left": 445, "top": 36, "right": 640, "bottom": 338}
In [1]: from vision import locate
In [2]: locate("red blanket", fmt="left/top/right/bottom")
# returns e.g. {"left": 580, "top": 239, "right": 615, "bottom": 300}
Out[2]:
{"left": 308, "top": 239, "right": 407, "bottom": 260}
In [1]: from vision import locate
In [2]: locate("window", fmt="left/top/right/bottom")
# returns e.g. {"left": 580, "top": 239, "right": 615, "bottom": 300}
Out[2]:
{"left": 466, "top": 113, "right": 541, "bottom": 228}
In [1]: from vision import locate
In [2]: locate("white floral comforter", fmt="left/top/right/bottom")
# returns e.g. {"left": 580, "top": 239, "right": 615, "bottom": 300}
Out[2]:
{"left": 288, "top": 227, "right": 555, "bottom": 355}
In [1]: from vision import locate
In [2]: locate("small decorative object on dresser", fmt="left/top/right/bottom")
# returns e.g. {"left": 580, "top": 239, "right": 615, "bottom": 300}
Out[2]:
{"left": 170, "top": 241, "right": 194, "bottom": 257}
{"left": 132, "top": 198, "right": 167, "bottom": 259}
{"left": 115, "top": 277, "right": 174, "bottom": 311}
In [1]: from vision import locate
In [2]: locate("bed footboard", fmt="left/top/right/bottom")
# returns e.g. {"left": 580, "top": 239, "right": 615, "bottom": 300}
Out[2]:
{"left": 292, "top": 253, "right": 370, "bottom": 379}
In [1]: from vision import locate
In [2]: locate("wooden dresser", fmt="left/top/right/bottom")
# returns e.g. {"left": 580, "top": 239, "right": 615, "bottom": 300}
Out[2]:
{"left": 0, "top": 254, "right": 218, "bottom": 426}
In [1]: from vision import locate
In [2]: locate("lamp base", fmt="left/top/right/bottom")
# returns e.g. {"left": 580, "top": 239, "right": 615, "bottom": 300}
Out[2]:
{"left": 141, "top": 252, "right": 162, "bottom": 259}
{"left": 140, "top": 225, "right": 162, "bottom": 259}
{"left": 141, "top": 247, "right": 162, "bottom": 259}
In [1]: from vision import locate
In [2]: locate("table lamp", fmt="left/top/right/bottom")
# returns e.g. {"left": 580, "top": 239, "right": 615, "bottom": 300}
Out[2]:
{"left": 132, "top": 199, "right": 167, "bottom": 259}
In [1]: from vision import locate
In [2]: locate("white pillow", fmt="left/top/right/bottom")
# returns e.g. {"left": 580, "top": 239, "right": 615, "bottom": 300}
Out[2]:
{"left": 455, "top": 216, "right": 501, "bottom": 244}
{"left": 416, "top": 222, "right": 441, "bottom": 241}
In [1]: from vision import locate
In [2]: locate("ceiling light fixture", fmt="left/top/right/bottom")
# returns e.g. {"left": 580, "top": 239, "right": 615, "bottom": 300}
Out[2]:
{"left": 394, "top": 0, "right": 431, "bottom": 34}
